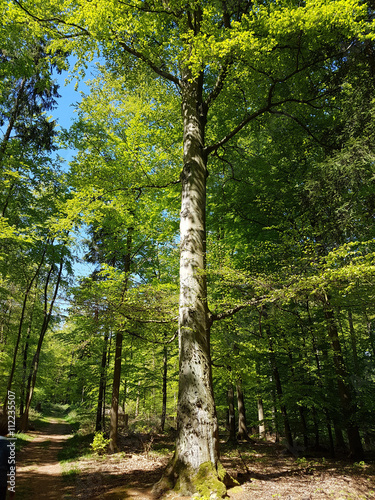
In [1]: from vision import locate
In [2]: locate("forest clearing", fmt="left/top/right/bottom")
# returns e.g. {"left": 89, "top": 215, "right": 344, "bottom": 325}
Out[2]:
{"left": 1, "top": 0, "right": 375, "bottom": 497}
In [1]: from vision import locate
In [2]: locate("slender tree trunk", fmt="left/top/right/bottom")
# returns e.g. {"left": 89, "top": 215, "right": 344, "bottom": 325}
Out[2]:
{"left": 109, "top": 331, "right": 123, "bottom": 451}
{"left": 135, "top": 379, "right": 141, "bottom": 417}
{"left": 348, "top": 309, "right": 359, "bottom": 372}
{"left": 265, "top": 324, "right": 294, "bottom": 451}
{"left": 257, "top": 398, "right": 266, "bottom": 439}
{"left": 3, "top": 246, "right": 47, "bottom": 413}
{"left": 271, "top": 400, "right": 280, "bottom": 443}
{"left": 102, "top": 330, "right": 112, "bottom": 433}
{"left": 20, "top": 258, "right": 64, "bottom": 431}
{"left": 160, "top": 342, "right": 168, "bottom": 432}
{"left": 236, "top": 378, "right": 251, "bottom": 441}
{"left": 333, "top": 421, "right": 347, "bottom": 450}
{"left": 307, "top": 301, "right": 338, "bottom": 456}
{"left": 109, "top": 231, "right": 132, "bottom": 452}
{"left": 96, "top": 330, "right": 109, "bottom": 432}
{"left": 227, "top": 384, "right": 236, "bottom": 444}
{"left": 19, "top": 305, "right": 35, "bottom": 416}
{"left": 324, "top": 300, "right": 363, "bottom": 460}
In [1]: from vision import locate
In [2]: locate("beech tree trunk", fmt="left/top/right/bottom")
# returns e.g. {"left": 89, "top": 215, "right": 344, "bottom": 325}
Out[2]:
{"left": 257, "top": 398, "right": 266, "bottom": 439}
{"left": 154, "top": 74, "right": 235, "bottom": 497}
{"left": 175, "top": 73, "right": 218, "bottom": 476}
{"left": 236, "top": 379, "right": 251, "bottom": 441}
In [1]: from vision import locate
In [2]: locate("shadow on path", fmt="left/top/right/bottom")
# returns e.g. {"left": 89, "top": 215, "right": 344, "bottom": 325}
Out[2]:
{"left": 15, "top": 419, "right": 74, "bottom": 499}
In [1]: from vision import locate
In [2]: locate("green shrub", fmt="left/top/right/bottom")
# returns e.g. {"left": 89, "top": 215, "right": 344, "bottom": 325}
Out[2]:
{"left": 90, "top": 432, "right": 110, "bottom": 455}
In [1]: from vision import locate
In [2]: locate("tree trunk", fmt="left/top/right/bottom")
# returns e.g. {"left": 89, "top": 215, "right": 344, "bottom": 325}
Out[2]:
{"left": 102, "top": 330, "right": 112, "bottom": 432}
{"left": 324, "top": 301, "right": 363, "bottom": 460}
{"left": 20, "top": 258, "right": 64, "bottom": 431}
{"left": 266, "top": 325, "right": 294, "bottom": 451}
{"left": 348, "top": 309, "right": 359, "bottom": 372}
{"left": 227, "top": 384, "right": 236, "bottom": 444}
{"left": 109, "top": 230, "right": 132, "bottom": 452}
{"left": 109, "top": 331, "right": 122, "bottom": 451}
{"left": 160, "top": 343, "right": 168, "bottom": 432}
{"left": 236, "top": 378, "right": 251, "bottom": 441}
{"left": 3, "top": 245, "right": 47, "bottom": 413}
{"left": 257, "top": 398, "right": 266, "bottom": 439}
{"left": 135, "top": 379, "right": 141, "bottom": 417}
{"left": 96, "top": 330, "right": 109, "bottom": 432}
{"left": 154, "top": 74, "right": 235, "bottom": 497}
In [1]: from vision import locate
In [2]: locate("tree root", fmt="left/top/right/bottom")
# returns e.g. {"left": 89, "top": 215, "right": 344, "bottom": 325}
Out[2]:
{"left": 152, "top": 457, "right": 239, "bottom": 498}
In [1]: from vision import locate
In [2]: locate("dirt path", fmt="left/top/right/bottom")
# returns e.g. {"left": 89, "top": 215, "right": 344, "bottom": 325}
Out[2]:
{"left": 13, "top": 423, "right": 375, "bottom": 500}
{"left": 15, "top": 419, "right": 74, "bottom": 499}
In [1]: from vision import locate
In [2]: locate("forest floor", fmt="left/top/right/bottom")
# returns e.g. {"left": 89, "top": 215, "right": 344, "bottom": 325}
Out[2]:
{"left": 13, "top": 414, "right": 375, "bottom": 500}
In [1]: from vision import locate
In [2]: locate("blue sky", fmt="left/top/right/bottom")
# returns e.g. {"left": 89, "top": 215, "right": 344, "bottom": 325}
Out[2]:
{"left": 51, "top": 62, "right": 91, "bottom": 164}
{"left": 51, "top": 65, "right": 96, "bottom": 279}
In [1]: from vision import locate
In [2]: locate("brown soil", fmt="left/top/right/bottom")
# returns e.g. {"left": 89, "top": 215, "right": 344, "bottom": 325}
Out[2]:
{"left": 15, "top": 422, "right": 375, "bottom": 500}
{"left": 15, "top": 418, "right": 74, "bottom": 499}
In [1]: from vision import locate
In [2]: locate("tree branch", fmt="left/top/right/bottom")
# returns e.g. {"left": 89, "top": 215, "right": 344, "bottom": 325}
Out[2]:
{"left": 123, "top": 328, "right": 178, "bottom": 345}
{"left": 205, "top": 58, "right": 232, "bottom": 109}
{"left": 12, "top": 0, "right": 91, "bottom": 36}
{"left": 205, "top": 105, "right": 271, "bottom": 155}
{"left": 209, "top": 295, "right": 273, "bottom": 323}
{"left": 116, "top": 39, "right": 180, "bottom": 86}
{"left": 119, "top": 312, "right": 178, "bottom": 324}
{"left": 268, "top": 109, "right": 326, "bottom": 146}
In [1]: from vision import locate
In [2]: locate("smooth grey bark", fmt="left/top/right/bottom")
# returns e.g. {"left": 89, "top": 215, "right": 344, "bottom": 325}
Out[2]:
{"left": 155, "top": 73, "right": 237, "bottom": 496}
{"left": 175, "top": 73, "right": 219, "bottom": 470}
{"left": 236, "top": 378, "right": 251, "bottom": 441}
{"left": 257, "top": 398, "right": 266, "bottom": 439}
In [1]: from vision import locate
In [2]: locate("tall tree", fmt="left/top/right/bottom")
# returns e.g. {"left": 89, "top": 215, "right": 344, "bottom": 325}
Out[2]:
{"left": 10, "top": 0, "right": 371, "bottom": 493}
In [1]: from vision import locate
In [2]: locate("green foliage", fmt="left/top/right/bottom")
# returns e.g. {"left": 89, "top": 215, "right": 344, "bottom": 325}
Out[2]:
{"left": 1, "top": 0, "right": 375, "bottom": 489}
{"left": 90, "top": 431, "right": 110, "bottom": 455}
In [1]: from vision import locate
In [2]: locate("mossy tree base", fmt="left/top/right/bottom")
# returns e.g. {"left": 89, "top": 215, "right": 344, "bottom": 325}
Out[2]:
{"left": 153, "top": 458, "right": 239, "bottom": 498}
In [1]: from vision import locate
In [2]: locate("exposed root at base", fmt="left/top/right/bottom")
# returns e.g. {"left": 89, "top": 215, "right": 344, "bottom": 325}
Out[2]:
{"left": 152, "top": 458, "right": 239, "bottom": 498}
